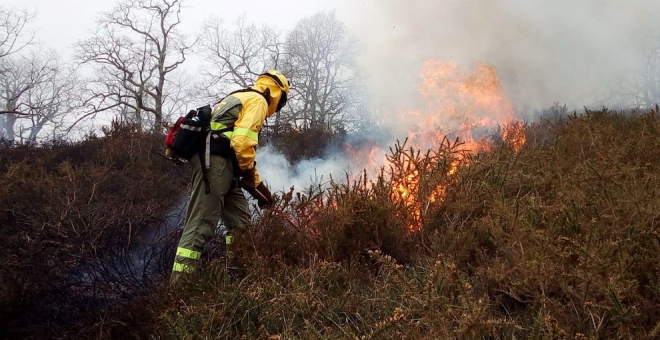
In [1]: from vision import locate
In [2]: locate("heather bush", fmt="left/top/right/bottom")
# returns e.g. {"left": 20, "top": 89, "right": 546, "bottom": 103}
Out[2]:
{"left": 163, "top": 108, "right": 660, "bottom": 339}
{"left": 0, "top": 122, "right": 187, "bottom": 339}
{"left": 4, "top": 108, "right": 660, "bottom": 339}
{"left": 265, "top": 125, "right": 347, "bottom": 163}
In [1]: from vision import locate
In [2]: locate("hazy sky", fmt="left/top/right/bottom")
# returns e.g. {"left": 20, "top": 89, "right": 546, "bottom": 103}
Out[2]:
{"left": 5, "top": 0, "right": 660, "bottom": 112}
{"left": 6, "top": 0, "right": 660, "bottom": 192}
{"left": 3, "top": 0, "right": 353, "bottom": 58}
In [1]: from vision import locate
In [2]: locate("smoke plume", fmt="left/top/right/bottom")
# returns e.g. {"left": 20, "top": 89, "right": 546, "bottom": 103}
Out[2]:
{"left": 261, "top": 0, "right": 660, "bottom": 194}
{"left": 346, "top": 0, "right": 660, "bottom": 114}
{"left": 257, "top": 145, "right": 368, "bottom": 194}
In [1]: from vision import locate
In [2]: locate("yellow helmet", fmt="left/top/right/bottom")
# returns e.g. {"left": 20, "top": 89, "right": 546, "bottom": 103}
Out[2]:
{"left": 259, "top": 70, "right": 289, "bottom": 112}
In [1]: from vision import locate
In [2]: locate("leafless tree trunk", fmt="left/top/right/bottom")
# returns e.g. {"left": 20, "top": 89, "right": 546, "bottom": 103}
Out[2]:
{"left": 614, "top": 33, "right": 660, "bottom": 108}
{"left": 76, "top": 0, "right": 193, "bottom": 130}
{"left": 0, "top": 5, "right": 36, "bottom": 141}
{"left": 283, "top": 11, "right": 357, "bottom": 132}
{"left": 639, "top": 40, "right": 660, "bottom": 108}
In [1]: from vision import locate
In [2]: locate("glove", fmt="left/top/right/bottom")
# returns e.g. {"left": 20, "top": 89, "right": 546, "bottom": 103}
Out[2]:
{"left": 239, "top": 168, "right": 257, "bottom": 189}
{"left": 255, "top": 182, "right": 275, "bottom": 209}
{"left": 243, "top": 182, "right": 275, "bottom": 209}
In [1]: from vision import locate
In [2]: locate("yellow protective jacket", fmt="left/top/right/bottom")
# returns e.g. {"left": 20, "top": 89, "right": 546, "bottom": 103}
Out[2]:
{"left": 209, "top": 75, "right": 285, "bottom": 185}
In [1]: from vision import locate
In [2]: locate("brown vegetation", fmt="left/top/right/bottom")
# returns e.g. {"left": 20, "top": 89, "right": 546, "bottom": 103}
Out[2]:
{"left": 163, "top": 108, "right": 660, "bottom": 339}
{"left": 3, "top": 108, "right": 660, "bottom": 339}
{"left": 264, "top": 125, "right": 347, "bottom": 164}
{"left": 0, "top": 122, "right": 187, "bottom": 339}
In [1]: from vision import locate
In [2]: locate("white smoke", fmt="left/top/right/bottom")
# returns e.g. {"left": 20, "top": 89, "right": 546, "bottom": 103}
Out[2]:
{"left": 342, "top": 0, "right": 660, "bottom": 116}
{"left": 264, "top": 1, "right": 660, "bottom": 193}
{"left": 256, "top": 145, "right": 364, "bottom": 194}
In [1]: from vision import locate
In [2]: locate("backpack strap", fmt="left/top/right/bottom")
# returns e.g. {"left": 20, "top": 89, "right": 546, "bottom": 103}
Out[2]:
{"left": 207, "top": 90, "right": 267, "bottom": 180}
{"left": 199, "top": 150, "right": 211, "bottom": 195}
{"left": 197, "top": 105, "right": 212, "bottom": 195}
{"left": 228, "top": 88, "right": 271, "bottom": 106}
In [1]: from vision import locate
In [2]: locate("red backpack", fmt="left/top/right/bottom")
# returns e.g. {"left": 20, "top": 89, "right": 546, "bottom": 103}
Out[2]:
{"left": 163, "top": 116, "right": 186, "bottom": 160}
{"left": 162, "top": 105, "right": 213, "bottom": 194}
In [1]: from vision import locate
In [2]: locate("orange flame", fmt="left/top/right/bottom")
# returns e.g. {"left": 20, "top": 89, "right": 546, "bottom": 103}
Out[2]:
{"left": 402, "top": 60, "right": 514, "bottom": 148}
{"left": 503, "top": 122, "right": 527, "bottom": 152}
{"left": 350, "top": 59, "right": 524, "bottom": 231}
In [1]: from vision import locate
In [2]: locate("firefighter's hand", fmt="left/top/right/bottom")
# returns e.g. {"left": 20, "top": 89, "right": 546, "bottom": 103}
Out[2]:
{"left": 255, "top": 182, "right": 275, "bottom": 209}
{"left": 239, "top": 168, "right": 256, "bottom": 189}
{"left": 242, "top": 182, "right": 275, "bottom": 209}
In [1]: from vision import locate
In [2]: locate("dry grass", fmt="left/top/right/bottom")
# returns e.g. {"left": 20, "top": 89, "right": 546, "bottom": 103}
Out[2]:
{"left": 162, "top": 108, "right": 660, "bottom": 339}
{"left": 3, "top": 107, "right": 660, "bottom": 339}
{"left": 0, "top": 122, "right": 187, "bottom": 339}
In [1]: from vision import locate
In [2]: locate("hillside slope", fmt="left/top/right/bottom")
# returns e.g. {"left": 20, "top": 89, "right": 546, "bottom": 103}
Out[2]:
{"left": 164, "top": 108, "right": 660, "bottom": 339}
{"left": 2, "top": 109, "right": 659, "bottom": 339}
{"left": 0, "top": 123, "right": 187, "bottom": 339}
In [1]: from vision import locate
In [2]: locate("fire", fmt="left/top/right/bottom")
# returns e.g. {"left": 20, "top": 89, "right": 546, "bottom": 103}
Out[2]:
{"left": 341, "top": 59, "right": 524, "bottom": 231}
{"left": 396, "top": 170, "right": 421, "bottom": 229}
{"left": 343, "top": 142, "right": 385, "bottom": 176}
{"left": 503, "top": 121, "right": 527, "bottom": 152}
{"left": 390, "top": 59, "right": 521, "bottom": 231}
{"left": 403, "top": 60, "right": 514, "bottom": 147}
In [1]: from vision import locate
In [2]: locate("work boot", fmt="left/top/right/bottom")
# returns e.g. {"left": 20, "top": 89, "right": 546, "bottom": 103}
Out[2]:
{"left": 169, "top": 260, "right": 197, "bottom": 288}
{"left": 169, "top": 271, "right": 188, "bottom": 288}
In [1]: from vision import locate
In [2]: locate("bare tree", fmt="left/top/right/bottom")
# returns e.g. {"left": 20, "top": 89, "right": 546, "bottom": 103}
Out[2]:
{"left": 196, "top": 16, "right": 283, "bottom": 102}
{"left": 22, "top": 65, "right": 79, "bottom": 141}
{"left": 282, "top": 11, "right": 357, "bottom": 132}
{"left": 0, "top": 5, "right": 36, "bottom": 139}
{"left": 0, "top": 6, "right": 35, "bottom": 60}
{"left": 635, "top": 36, "right": 660, "bottom": 108}
{"left": 0, "top": 51, "right": 59, "bottom": 141}
{"left": 613, "top": 32, "right": 660, "bottom": 108}
{"left": 76, "top": 0, "right": 193, "bottom": 129}
{"left": 195, "top": 12, "right": 360, "bottom": 135}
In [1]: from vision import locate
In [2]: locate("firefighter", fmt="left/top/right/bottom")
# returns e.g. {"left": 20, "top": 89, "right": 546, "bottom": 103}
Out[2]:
{"left": 171, "top": 70, "right": 289, "bottom": 282}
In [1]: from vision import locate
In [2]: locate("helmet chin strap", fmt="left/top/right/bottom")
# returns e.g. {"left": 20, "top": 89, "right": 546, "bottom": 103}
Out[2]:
{"left": 260, "top": 73, "right": 288, "bottom": 109}
{"left": 262, "top": 87, "right": 271, "bottom": 104}
{"left": 276, "top": 90, "right": 287, "bottom": 112}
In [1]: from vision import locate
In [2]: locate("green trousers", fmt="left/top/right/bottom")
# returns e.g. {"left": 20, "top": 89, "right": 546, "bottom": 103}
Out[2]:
{"left": 172, "top": 154, "right": 249, "bottom": 276}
